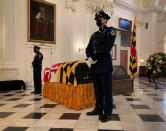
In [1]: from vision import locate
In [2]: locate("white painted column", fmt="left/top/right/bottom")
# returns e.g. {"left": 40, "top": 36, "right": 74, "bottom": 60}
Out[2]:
{"left": 164, "top": 34, "right": 166, "bottom": 53}
{"left": 139, "top": 11, "right": 159, "bottom": 62}
{"left": 136, "top": 12, "right": 145, "bottom": 66}
{"left": 2, "top": 0, "right": 15, "bottom": 64}
{"left": 0, "top": 0, "right": 3, "bottom": 64}
{"left": 0, "top": 0, "right": 18, "bottom": 81}
{"left": 151, "top": 11, "right": 158, "bottom": 53}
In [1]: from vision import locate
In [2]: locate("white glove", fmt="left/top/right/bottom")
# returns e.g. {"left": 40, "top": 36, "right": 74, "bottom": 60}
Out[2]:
{"left": 85, "top": 57, "right": 98, "bottom": 68}
{"left": 85, "top": 60, "right": 91, "bottom": 68}
{"left": 89, "top": 57, "right": 98, "bottom": 64}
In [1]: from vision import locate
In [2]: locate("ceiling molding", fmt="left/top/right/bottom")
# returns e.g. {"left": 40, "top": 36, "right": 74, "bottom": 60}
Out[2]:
{"left": 114, "top": 0, "right": 165, "bottom": 14}
{"left": 114, "top": 0, "right": 138, "bottom": 11}
{"left": 140, "top": 6, "right": 163, "bottom": 14}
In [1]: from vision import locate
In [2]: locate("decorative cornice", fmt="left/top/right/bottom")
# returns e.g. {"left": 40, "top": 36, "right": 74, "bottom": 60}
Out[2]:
{"left": 114, "top": 0, "right": 138, "bottom": 11}
{"left": 87, "top": 0, "right": 114, "bottom": 14}
{"left": 115, "top": 0, "right": 165, "bottom": 15}
{"left": 65, "top": 0, "right": 79, "bottom": 12}
{"left": 140, "top": 6, "right": 163, "bottom": 14}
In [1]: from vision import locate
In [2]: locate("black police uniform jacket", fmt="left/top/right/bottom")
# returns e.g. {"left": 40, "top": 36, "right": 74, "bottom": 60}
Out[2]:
{"left": 86, "top": 26, "right": 116, "bottom": 74}
{"left": 32, "top": 53, "right": 43, "bottom": 70}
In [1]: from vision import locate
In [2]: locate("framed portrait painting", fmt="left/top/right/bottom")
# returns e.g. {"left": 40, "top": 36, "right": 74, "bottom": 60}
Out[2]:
{"left": 28, "top": 0, "right": 56, "bottom": 44}
{"left": 119, "top": 18, "right": 132, "bottom": 47}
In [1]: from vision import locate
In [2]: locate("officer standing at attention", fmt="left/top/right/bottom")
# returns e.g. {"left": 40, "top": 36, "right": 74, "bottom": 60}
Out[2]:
{"left": 86, "top": 11, "right": 116, "bottom": 122}
{"left": 32, "top": 46, "right": 43, "bottom": 94}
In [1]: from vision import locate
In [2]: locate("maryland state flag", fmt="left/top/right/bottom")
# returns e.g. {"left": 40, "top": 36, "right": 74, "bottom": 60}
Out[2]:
{"left": 129, "top": 18, "right": 137, "bottom": 79}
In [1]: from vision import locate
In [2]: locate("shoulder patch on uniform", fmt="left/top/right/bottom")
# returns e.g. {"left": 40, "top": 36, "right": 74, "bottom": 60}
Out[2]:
{"left": 111, "top": 29, "right": 116, "bottom": 35}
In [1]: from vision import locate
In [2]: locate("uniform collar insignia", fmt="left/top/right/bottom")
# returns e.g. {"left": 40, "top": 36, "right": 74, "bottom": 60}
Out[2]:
{"left": 99, "top": 25, "right": 107, "bottom": 32}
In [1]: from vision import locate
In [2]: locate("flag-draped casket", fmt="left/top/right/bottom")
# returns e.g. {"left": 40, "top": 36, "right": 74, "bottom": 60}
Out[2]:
{"left": 43, "top": 60, "right": 92, "bottom": 86}
{"left": 43, "top": 60, "right": 95, "bottom": 110}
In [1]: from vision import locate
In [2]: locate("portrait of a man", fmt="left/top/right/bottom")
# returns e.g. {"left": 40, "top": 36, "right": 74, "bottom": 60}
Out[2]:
{"left": 28, "top": 0, "right": 56, "bottom": 44}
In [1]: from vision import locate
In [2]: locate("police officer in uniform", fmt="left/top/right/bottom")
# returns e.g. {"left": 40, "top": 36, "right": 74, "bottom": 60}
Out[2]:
{"left": 32, "top": 46, "right": 43, "bottom": 94}
{"left": 86, "top": 11, "right": 116, "bottom": 122}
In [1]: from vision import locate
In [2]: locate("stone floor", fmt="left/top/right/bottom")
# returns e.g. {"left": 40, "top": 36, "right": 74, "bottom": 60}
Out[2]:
{"left": 0, "top": 78, "right": 166, "bottom": 131}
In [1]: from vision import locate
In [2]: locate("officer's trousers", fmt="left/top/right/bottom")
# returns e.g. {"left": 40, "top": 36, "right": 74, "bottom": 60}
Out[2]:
{"left": 33, "top": 68, "right": 42, "bottom": 93}
{"left": 92, "top": 72, "right": 113, "bottom": 115}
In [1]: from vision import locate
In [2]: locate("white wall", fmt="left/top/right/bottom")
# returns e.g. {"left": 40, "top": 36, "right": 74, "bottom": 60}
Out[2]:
{"left": 138, "top": 11, "right": 159, "bottom": 66}
{"left": 0, "top": 0, "right": 3, "bottom": 64}
{"left": 0, "top": 0, "right": 15, "bottom": 65}
{"left": 157, "top": 19, "right": 166, "bottom": 53}
{"left": 0, "top": 0, "right": 19, "bottom": 81}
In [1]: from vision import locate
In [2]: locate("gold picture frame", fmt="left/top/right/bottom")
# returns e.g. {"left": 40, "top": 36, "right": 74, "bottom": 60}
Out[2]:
{"left": 28, "top": 0, "right": 56, "bottom": 44}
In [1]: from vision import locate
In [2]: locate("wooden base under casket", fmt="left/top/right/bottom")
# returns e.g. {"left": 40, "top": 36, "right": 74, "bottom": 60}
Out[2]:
{"left": 43, "top": 80, "right": 133, "bottom": 110}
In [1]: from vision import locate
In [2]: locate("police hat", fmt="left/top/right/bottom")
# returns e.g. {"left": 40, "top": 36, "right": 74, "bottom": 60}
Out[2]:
{"left": 34, "top": 46, "right": 40, "bottom": 50}
{"left": 95, "top": 11, "right": 110, "bottom": 20}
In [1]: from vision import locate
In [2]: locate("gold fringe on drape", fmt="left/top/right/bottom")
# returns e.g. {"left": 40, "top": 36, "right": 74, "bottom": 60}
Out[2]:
{"left": 43, "top": 82, "right": 96, "bottom": 110}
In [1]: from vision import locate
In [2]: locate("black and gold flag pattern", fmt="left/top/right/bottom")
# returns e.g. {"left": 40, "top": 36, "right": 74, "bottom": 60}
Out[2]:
{"left": 129, "top": 18, "right": 137, "bottom": 79}
{"left": 57, "top": 60, "right": 92, "bottom": 86}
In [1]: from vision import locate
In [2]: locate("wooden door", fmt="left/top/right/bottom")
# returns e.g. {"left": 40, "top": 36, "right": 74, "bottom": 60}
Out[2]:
{"left": 120, "top": 50, "right": 128, "bottom": 72}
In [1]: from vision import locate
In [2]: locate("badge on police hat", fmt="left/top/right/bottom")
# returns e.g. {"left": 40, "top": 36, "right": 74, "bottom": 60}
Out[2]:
{"left": 95, "top": 11, "right": 110, "bottom": 20}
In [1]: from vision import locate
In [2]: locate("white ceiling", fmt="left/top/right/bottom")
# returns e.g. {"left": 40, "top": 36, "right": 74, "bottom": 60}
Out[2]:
{"left": 136, "top": 0, "right": 166, "bottom": 9}
{"left": 114, "top": 0, "right": 166, "bottom": 12}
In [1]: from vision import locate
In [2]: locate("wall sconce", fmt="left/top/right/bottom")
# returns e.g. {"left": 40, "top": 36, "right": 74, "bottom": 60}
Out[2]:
{"left": 140, "top": 58, "right": 145, "bottom": 66}
{"left": 79, "top": 47, "right": 85, "bottom": 52}
{"left": 140, "top": 58, "right": 145, "bottom": 63}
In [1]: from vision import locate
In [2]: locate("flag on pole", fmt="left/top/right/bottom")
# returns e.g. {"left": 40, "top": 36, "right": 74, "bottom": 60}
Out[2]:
{"left": 129, "top": 18, "right": 137, "bottom": 79}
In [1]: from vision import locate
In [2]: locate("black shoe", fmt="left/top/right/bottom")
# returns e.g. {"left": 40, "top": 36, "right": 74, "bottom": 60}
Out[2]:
{"left": 86, "top": 110, "right": 102, "bottom": 116}
{"left": 100, "top": 115, "right": 112, "bottom": 122}
{"left": 99, "top": 115, "right": 104, "bottom": 120}
{"left": 31, "top": 91, "right": 36, "bottom": 94}
{"left": 35, "top": 92, "right": 42, "bottom": 94}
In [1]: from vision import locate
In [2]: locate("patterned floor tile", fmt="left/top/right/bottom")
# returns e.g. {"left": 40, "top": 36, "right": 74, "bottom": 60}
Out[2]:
{"left": 75, "top": 120, "right": 98, "bottom": 129}
{"left": 26, "top": 127, "right": 50, "bottom": 131}
{"left": 153, "top": 98, "right": 166, "bottom": 102}
{"left": 49, "top": 128, "right": 73, "bottom": 131}
{"left": 98, "top": 130, "right": 123, "bottom": 131}
{"left": 99, "top": 121, "right": 123, "bottom": 130}
{"left": 24, "top": 113, "right": 46, "bottom": 119}
{"left": 126, "top": 98, "right": 141, "bottom": 101}
{"left": 14, "top": 104, "right": 31, "bottom": 108}
{"left": 3, "top": 127, "right": 28, "bottom": 131}
{"left": 3, "top": 94, "right": 14, "bottom": 96}
{"left": 60, "top": 113, "right": 81, "bottom": 120}
{"left": 53, "top": 120, "right": 77, "bottom": 128}
{"left": 0, "top": 78, "right": 166, "bottom": 130}
{"left": 7, "top": 98, "right": 21, "bottom": 101}
{"left": 29, "top": 98, "right": 42, "bottom": 101}
{"left": 40, "top": 104, "right": 57, "bottom": 108}
{"left": 146, "top": 93, "right": 159, "bottom": 96}
{"left": 0, "top": 104, "right": 5, "bottom": 107}
{"left": 131, "top": 104, "right": 151, "bottom": 109}
{"left": 139, "top": 114, "right": 165, "bottom": 122}
{"left": 109, "top": 114, "right": 120, "bottom": 121}
{"left": 0, "top": 112, "right": 14, "bottom": 118}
